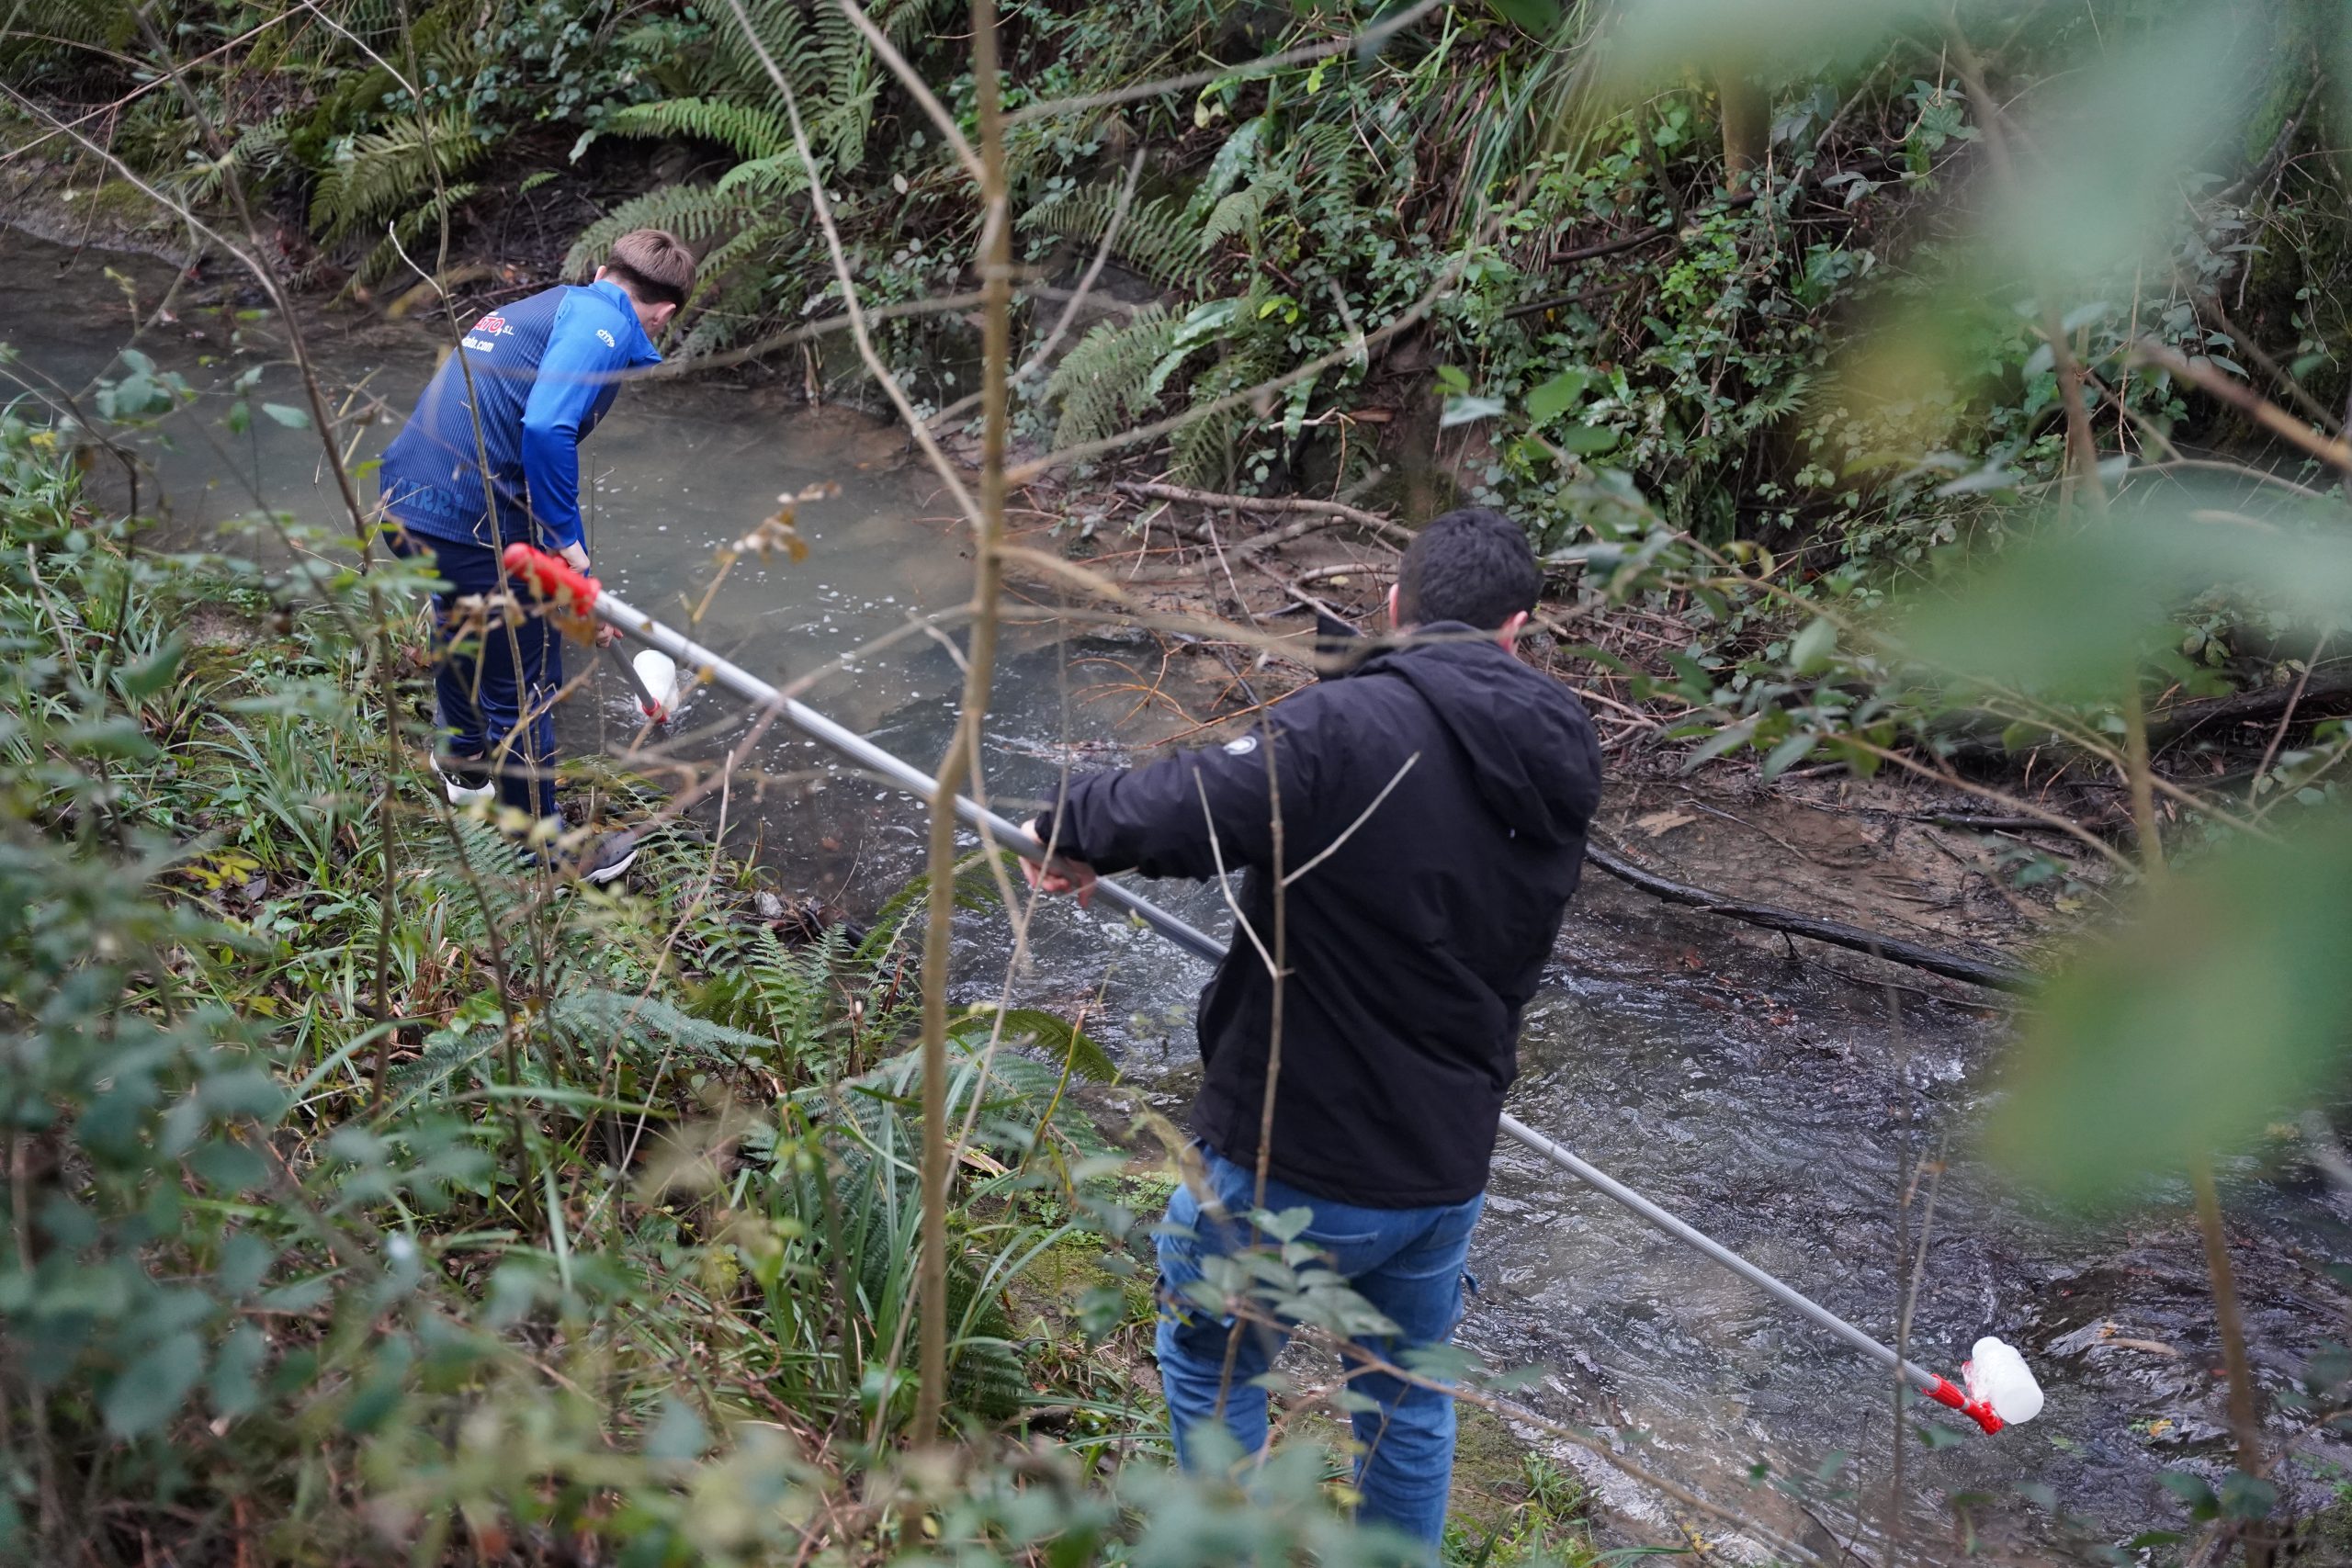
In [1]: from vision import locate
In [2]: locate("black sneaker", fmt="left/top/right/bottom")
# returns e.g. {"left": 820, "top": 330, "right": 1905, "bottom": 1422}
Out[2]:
{"left": 573, "top": 829, "right": 639, "bottom": 887}
{"left": 432, "top": 751, "right": 495, "bottom": 807}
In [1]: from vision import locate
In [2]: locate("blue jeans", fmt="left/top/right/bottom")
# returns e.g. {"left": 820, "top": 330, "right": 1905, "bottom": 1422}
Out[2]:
{"left": 1154, "top": 1145, "right": 1484, "bottom": 1553}
{"left": 390, "top": 525, "right": 561, "bottom": 818}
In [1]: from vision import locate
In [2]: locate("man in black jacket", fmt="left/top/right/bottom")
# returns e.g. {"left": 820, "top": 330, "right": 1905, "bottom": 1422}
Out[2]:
{"left": 1024, "top": 508, "right": 1602, "bottom": 1551}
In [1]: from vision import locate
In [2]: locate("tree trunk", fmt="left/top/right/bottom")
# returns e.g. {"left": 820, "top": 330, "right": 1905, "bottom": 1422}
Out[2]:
{"left": 1718, "top": 73, "right": 1768, "bottom": 189}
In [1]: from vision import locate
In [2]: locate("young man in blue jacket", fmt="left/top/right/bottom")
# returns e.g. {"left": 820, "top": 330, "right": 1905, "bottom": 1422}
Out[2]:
{"left": 378, "top": 228, "right": 695, "bottom": 884}
{"left": 1023, "top": 508, "right": 1602, "bottom": 1555}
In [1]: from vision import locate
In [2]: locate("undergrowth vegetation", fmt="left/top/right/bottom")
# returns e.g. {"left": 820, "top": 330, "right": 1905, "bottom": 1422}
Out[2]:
{"left": 14, "top": 0, "right": 2352, "bottom": 1560}
{"left": 12, "top": 0, "right": 2352, "bottom": 773}
{"left": 0, "top": 416, "right": 1461, "bottom": 1565}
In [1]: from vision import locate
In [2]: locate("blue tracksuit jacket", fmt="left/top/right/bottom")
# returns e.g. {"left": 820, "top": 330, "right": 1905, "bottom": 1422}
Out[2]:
{"left": 379, "top": 279, "right": 662, "bottom": 553}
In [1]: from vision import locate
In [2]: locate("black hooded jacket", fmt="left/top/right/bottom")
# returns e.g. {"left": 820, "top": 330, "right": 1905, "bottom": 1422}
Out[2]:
{"left": 1042, "top": 626, "right": 1602, "bottom": 1206}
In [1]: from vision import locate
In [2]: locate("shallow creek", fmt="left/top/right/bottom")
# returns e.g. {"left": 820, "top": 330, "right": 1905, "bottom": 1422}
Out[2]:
{"left": 6, "top": 226, "right": 2350, "bottom": 1561}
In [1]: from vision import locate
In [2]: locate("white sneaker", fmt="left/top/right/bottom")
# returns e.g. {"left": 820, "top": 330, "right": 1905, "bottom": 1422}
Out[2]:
{"left": 432, "top": 752, "right": 495, "bottom": 807}
{"left": 574, "top": 829, "right": 639, "bottom": 886}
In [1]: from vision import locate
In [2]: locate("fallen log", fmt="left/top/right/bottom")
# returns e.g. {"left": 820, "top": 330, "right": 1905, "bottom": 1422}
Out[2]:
{"left": 1583, "top": 841, "right": 2030, "bottom": 992}
{"left": 2147, "top": 665, "right": 2352, "bottom": 744}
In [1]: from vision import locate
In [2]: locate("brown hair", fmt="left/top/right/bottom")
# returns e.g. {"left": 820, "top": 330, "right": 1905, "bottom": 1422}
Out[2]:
{"left": 603, "top": 229, "right": 695, "bottom": 308}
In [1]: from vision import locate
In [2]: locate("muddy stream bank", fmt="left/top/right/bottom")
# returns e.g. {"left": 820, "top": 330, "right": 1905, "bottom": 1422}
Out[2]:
{"left": 6, "top": 224, "right": 2350, "bottom": 1563}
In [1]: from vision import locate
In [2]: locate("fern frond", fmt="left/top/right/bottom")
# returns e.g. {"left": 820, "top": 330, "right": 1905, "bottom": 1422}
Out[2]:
{"left": 548, "top": 985, "right": 774, "bottom": 1066}
{"left": 308, "top": 110, "right": 486, "bottom": 242}
{"left": 386, "top": 1026, "right": 501, "bottom": 1095}
{"left": 708, "top": 0, "right": 815, "bottom": 107}
{"left": 602, "top": 97, "right": 794, "bottom": 161}
{"left": 0, "top": 0, "right": 138, "bottom": 54}
{"left": 1021, "top": 187, "right": 1211, "bottom": 295}
{"left": 1040, "top": 305, "right": 1176, "bottom": 449}
{"left": 871, "top": 0, "right": 956, "bottom": 47}
{"left": 949, "top": 1006, "right": 1116, "bottom": 1084}
{"left": 713, "top": 154, "right": 809, "bottom": 198}
{"left": 353, "top": 182, "right": 481, "bottom": 288}
{"left": 1198, "top": 185, "right": 1269, "bottom": 248}
{"left": 563, "top": 184, "right": 749, "bottom": 279}
{"left": 686, "top": 919, "right": 840, "bottom": 1064}
{"left": 175, "top": 117, "right": 287, "bottom": 205}
{"left": 1170, "top": 399, "right": 1241, "bottom": 488}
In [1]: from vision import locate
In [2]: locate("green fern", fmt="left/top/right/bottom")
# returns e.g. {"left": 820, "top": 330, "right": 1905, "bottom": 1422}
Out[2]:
{"left": 686, "top": 919, "right": 840, "bottom": 1066}
{"left": 1041, "top": 305, "right": 1176, "bottom": 449}
{"left": 1286, "top": 118, "right": 1363, "bottom": 232}
{"left": 1020, "top": 187, "right": 1213, "bottom": 295}
{"left": 309, "top": 110, "right": 486, "bottom": 242}
{"left": 955, "top": 1007, "right": 1117, "bottom": 1086}
{"left": 1199, "top": 185, "right": 1270, "bottom": 248}
{"left": 0, "top": 0, "right": 139, "bottom": 56}
{"left": 548, "top": 985, "right": 774, "bottom": 1067}
{"left": 353, "top": 182, "right": 481, "bottom": 288}
{"left": 705, "top": 0, "right": 871, "bottom": 168}
{"left": 386, "top": 1025, "right": 501, "bottom": 1096}
{"left": 602, "top": 97, "right": 795, "bottom": 161}
{"left": 713, "top": 154, "right": 809, "bottom": 198}
{"left": 563, "top": 184, "right": 749, "bottom": 279}
{"left": 175, "top": 117, "right": 288, "bottom": 207}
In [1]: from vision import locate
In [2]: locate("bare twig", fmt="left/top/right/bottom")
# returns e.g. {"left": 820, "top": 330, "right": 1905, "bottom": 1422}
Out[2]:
{"left": 910, "top": 0, "right": 1013, "bottom": 1442}
{"left": 2131, "top": 338, "right": 2352, "bottom": 473}
{"left": 1113, "top": 480, "right": 1417, "bottom": 547}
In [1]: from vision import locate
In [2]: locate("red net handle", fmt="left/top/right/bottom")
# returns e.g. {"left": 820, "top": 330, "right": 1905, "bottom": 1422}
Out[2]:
{"left": 502, "top": 543, "right": 602, "bottom": 614}
{"left": 1924, "top": 1375, "right": 2004, "bottom": 1435}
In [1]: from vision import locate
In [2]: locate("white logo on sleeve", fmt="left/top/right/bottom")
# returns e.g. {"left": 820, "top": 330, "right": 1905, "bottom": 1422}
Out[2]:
{"left": 596, "top": 328, "right": 616, "bottom": 347}
{"left": 1223, "top": 734, "right": 1259, "bottom": 756}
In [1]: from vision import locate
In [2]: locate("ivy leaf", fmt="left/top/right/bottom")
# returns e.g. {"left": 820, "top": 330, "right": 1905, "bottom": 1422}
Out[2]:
{"left": 117, "top": 638, "right": 184, "bottom": 702}
{"left": 1252, "top": 1206, "right": 1315, "bottom": 1243}
{"left": 1760, "top": 732, "right": 1817, "bottom": 780}
{"left": 645, "top": 1393, "right": 710, "bottom": 1461}
{"left": 2219, "top": 1471, "right": 2278, "bottom": 1520}
{"left": 208, "top": 1324, "right": 266, "bottom": 1418}
{"left": 1524, "top": 368, "right": 1589, "bottom": 428}
{"left": 1441, "top": 394, "right": 1506, "bottom": 428}
{"left": 1789, "top": 616, "right": 1838, "bottom": 675}
{"left": 1678, "top": 719, "right": 1758, "bottom": 773}
{"left": 104, "top": 1330, "right": 206, "bottom": 1438}
{"left": 1555, "top": 423, "right": 1620, "bottom": 456}
{"left": 261, "top": 403, "right": 311, "bottom": 430}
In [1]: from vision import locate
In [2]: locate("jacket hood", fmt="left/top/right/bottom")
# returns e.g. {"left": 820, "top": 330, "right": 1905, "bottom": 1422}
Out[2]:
{"left": 1356, "top": 625, "right": 1601, "bottom": 844}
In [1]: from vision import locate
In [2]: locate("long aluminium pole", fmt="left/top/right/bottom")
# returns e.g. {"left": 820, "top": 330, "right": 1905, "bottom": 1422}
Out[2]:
{"left": 501, "top": 544, "right": 2009, "bottom": 1433}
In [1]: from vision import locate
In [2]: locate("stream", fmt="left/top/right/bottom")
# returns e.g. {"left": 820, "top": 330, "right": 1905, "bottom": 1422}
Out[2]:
{"left": 7, "top": 225, "right": 2351, "bottom": 1562}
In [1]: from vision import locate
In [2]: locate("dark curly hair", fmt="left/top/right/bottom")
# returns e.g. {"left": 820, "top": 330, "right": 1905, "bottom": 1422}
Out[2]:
{"left": 1395, "top": 507, "right": 1542, "bottom": 631}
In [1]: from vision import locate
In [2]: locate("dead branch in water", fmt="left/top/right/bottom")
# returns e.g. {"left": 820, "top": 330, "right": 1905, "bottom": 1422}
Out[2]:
{"left": 1585, "top": 841, "right": 2030, "bottom": 992}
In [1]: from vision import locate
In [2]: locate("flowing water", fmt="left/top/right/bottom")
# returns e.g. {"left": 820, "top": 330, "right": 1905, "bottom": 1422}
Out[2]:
{"left": 7, "top": 227, "right": 2351, "bottom": 1562}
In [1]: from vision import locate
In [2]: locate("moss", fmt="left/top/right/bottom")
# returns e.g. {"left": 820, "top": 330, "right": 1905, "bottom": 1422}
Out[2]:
{"left": 2305, "top": 1484, "right": 2352, "bottom": 1560}
{"left": 84, "top": 179, "right": 169, "bottom": 231}
{"left": 1441, "top": 1410, "right": 1595, "bottom": 1568}
{"left": 1448, "top": 1404, "right": 1535, "bottom": 1536}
